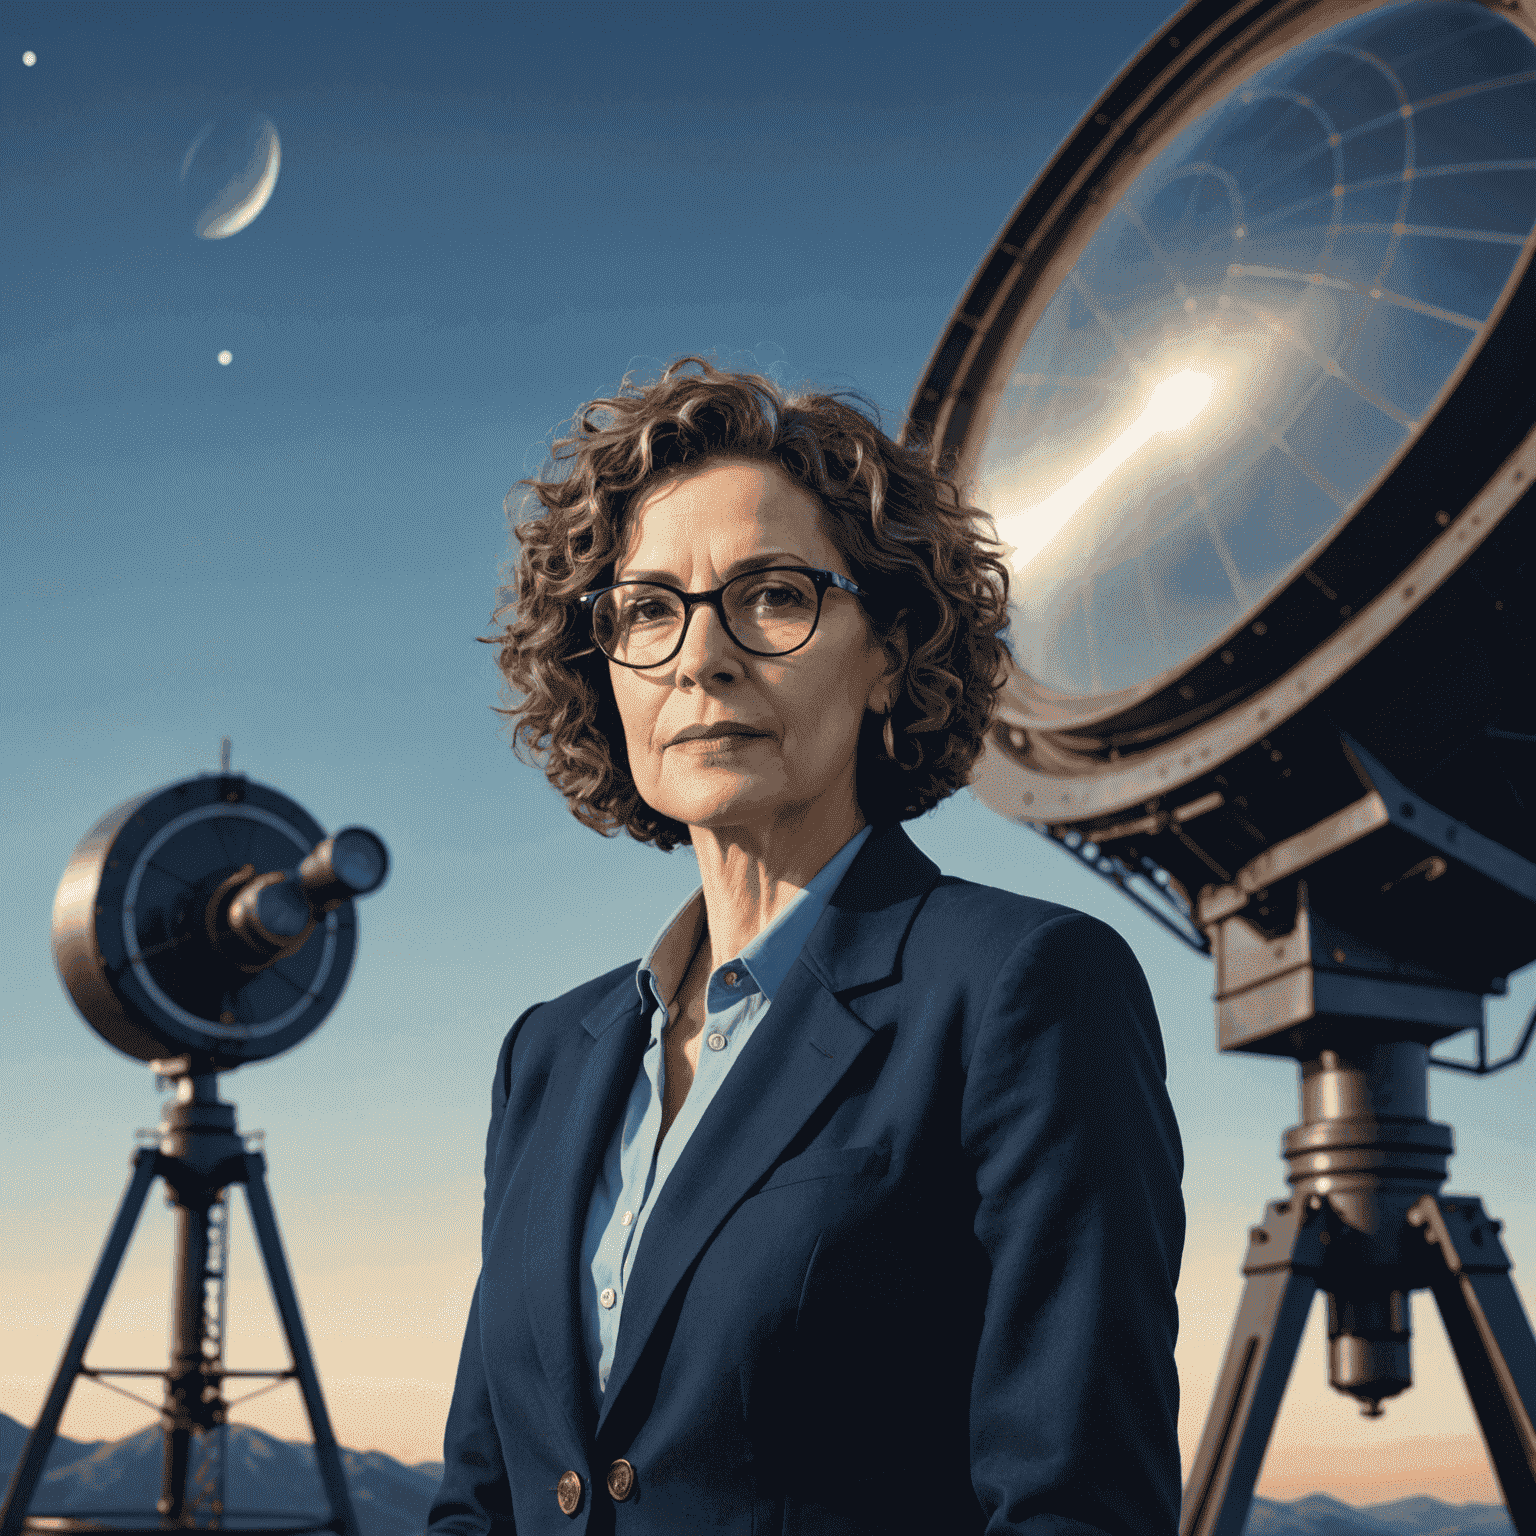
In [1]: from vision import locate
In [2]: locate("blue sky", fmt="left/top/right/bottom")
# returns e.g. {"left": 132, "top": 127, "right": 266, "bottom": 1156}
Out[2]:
{"left": 3, "top": 0, "right": 1532, "bottom": 1507}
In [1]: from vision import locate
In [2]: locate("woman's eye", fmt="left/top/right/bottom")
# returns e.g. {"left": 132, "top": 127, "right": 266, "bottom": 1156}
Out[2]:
{"left": 622, "top": 598, "right": 671, "bottom": 624}
{"left": 746, "top": 583, "right": 808, "bottom": 609}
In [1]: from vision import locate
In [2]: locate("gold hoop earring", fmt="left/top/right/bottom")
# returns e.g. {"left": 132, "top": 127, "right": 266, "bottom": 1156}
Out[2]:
{"left": 883, "top": 707, "right": 920, "bottom": 771}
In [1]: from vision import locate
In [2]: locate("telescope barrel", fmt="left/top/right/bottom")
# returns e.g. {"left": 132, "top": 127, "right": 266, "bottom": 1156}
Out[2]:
{"left": 220, "top": 828, "right": 388, "bottom": 967}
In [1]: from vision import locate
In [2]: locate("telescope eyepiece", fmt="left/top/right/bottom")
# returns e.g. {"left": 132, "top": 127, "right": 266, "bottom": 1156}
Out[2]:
{"left": 299, "top": 827, "right": 389, "bottom": 911}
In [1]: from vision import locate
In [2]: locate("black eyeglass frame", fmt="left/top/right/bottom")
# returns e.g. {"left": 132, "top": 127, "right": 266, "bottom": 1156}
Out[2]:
{"left": 576, "top": 565, "right": 871, "bottom": 669}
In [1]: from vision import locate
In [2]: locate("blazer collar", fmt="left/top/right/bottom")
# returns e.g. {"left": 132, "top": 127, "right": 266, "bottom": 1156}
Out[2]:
{"left": 578, "top": 819, "right": 936, "bottom": 1043}
{"left": 796, "top": 818, "right": 941, "bottom": 997}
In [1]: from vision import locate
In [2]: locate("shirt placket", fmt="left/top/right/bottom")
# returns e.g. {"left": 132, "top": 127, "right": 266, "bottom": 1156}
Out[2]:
{"left": 692, "top": 966, "right": 750, "bottom": 1096}
{"left": 613, "top": 1006, "right": 668, "bottom": 1295}
{"left": 591, "top": 1005, "right": 664, "bottom": 1377}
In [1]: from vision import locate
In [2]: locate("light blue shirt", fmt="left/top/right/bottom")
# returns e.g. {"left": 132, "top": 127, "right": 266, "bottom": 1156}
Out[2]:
{"left": 578, "top": 823, "right": 874, "bottom": 1396}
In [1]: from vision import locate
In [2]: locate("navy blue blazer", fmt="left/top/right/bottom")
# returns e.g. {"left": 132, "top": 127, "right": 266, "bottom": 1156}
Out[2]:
{"left": 428, "top": 821, "right": 1184, "bottom": 1536}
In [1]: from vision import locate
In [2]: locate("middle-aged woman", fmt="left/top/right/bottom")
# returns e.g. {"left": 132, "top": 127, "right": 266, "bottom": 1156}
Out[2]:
{"left": 430, "top": 358, "right": 1184, "bottom": 1536}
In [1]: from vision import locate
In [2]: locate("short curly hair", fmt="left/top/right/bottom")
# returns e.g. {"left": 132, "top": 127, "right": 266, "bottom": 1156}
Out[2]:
{"left": 483, "top": 357, "right": 1012, "bottom": 852}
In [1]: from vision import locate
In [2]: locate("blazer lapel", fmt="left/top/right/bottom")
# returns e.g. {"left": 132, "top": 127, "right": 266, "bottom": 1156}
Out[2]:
{"left": 522, "top": 972, "right": 650, "bottom": 1452}
{"left": 595, "top": 823, "right": 942, "bottom": 1434}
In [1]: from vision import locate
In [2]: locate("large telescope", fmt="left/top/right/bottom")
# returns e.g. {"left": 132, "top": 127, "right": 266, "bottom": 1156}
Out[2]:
{"left": 905, "top": 1, "right": 1536, "bottom": 1532}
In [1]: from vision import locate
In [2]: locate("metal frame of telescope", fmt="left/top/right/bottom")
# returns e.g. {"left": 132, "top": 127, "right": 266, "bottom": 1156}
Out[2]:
{"left": 0, "top": 1062, "right": 360, "bottom": 1536}
{"left": 1, "top": 767, "right": 387, "bottom": 1536}
{"left": 904, "top": 0, "right": 1536, "bottom": 1532}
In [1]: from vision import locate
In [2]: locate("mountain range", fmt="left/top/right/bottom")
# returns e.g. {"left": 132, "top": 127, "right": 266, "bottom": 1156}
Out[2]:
{"left": 0, "top": 1413, "right": 1514, "bottom": 1536}
{"left": 0, "top": 1414, "right": 441, "bottom": 1536}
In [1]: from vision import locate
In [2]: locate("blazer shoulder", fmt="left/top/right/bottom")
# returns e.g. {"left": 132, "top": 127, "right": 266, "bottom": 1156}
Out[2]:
{"left": 540, "top": 954, "right": 639, "bottom": 1018}
{"left": 909, "top": 873, "right": 1143, "bottom": 979}
{"left": 492, "top": 955, "right": 639, "bottom": 1089}
{"left": 916, "top": 873, "right": 1089, "bottom": 944}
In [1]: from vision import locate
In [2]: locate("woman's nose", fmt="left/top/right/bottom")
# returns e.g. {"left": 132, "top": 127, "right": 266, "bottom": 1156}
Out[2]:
{"left": 673, "top": 597, "right": 743, "bottom": 684}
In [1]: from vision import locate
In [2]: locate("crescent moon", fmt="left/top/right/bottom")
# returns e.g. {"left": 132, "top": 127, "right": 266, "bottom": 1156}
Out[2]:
{"left": 196, "top": 119, "right": 281, "bottom": 241}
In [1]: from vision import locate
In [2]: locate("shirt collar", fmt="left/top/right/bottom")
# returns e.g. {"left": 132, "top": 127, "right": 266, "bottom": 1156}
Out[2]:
{"left": 635, "top": 823, "right": 874, "bottom": 1019}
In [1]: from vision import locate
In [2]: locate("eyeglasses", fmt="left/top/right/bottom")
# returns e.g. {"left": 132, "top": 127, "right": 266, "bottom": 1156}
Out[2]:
{"left": 577, "top": 565, "right": 870, "bottom": 669}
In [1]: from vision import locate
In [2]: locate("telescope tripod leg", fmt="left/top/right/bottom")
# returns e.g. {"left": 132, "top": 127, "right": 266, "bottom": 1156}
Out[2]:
{"left": 0, "top": 1147, "right": 160, "bottom": 1536}
{"left": 1181, "top": 1197, "right": 1329, "bottom": 1536}
{"left": 1410, "top": 1195, "right": 1536, "bottom": 1533}
{"left": 240, "top": 1149, "right": 360, "bottom": 1536}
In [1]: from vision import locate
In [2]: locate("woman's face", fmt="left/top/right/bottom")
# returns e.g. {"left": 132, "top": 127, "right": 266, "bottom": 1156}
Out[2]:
{"left": 606, "top": 458, "right": 901, "bottom": 842}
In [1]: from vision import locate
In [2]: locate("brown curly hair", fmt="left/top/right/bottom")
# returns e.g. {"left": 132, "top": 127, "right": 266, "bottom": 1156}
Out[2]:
{"left": 482, "top": 357, "right": 1012, "bottom": 852}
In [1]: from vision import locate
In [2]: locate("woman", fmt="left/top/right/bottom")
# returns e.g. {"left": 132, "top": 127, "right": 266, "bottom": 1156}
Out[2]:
{"left": 430, "top": 359, "right": 1184, "bottom": 1536}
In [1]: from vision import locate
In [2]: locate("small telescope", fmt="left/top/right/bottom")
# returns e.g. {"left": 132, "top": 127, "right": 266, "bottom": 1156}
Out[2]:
{"left": 2, "top": 762, "right": 389, "bottom": 1536}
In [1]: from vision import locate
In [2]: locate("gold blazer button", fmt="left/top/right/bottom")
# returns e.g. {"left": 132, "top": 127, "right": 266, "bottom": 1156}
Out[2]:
{"left": 606, "top": 1458, "right": 636, "bottom": 1501}
{"left": 556, "top": 1470, "right": 583, "bottom": 1515}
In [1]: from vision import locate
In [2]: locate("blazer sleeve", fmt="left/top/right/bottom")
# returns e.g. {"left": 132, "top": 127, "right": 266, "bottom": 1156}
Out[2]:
{"left": 426, "top": 1004, "right": 541, "bottom": 1536}
{"left": 962, "top": 911, "right": 1185, "bottom": 1536}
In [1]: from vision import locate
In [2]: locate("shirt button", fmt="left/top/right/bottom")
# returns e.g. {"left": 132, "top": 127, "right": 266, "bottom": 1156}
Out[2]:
{"left": 724, "top": 969, "right": 739, "bottom": 985}
{"left": 707, "top": 1032, "right": 727, "bottom": 1051}
{"left": 620, "top": 1210, "right": 633, "bottom": 1226}
{"left": 600, "top": 1287, "right": 616, "bottom": 1309}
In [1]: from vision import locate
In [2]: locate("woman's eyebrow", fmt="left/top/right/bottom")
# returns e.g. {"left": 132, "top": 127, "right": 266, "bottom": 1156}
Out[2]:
{"left": 614, "top": 550, "right": 809, "bottom": 585}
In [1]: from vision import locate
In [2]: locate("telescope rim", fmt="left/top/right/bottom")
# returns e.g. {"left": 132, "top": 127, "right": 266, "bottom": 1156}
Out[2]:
{"left": 904, "top": 0, "right": 1536, "bottom": 745}
{"left": 969, "top": 420, "right": 1532, "bottom": 823}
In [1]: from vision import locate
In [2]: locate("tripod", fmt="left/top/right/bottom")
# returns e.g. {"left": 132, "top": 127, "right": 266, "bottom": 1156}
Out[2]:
{"left": 1180, "top": 1035, "right": 1536, "bottom": 1536}
{"left": 0, "top": 1064, "right": 361, "bottom": 1536}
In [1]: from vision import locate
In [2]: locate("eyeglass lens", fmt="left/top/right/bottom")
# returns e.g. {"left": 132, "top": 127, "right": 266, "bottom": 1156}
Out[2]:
{"left": 591, "top": 569, "right": 821, "bottom": 665}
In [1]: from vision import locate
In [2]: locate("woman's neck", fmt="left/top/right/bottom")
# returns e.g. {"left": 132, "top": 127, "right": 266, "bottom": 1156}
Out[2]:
{"left": 687, "top": 799, "right": 867, "bottom": 971}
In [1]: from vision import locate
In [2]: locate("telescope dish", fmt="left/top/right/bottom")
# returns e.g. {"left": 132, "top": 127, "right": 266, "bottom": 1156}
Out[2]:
{"left": 912, "top": 0, "right": 1534, "bottom": 726}
{"left": 51, "top": 773, "right": 387, "bottom": 1071}
{"left": 972, "top": 0, "right": 1535, "bottom": 706}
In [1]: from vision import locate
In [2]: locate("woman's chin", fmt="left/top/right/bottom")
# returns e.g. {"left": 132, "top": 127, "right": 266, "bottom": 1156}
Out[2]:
{"left": 651, "top": 771, "right": 793, "bottom": 834}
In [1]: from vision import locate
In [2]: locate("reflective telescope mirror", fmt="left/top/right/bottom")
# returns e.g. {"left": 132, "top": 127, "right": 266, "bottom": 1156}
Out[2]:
{"left": 972, "top": 2, "right": 1534, "bottom": 704}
